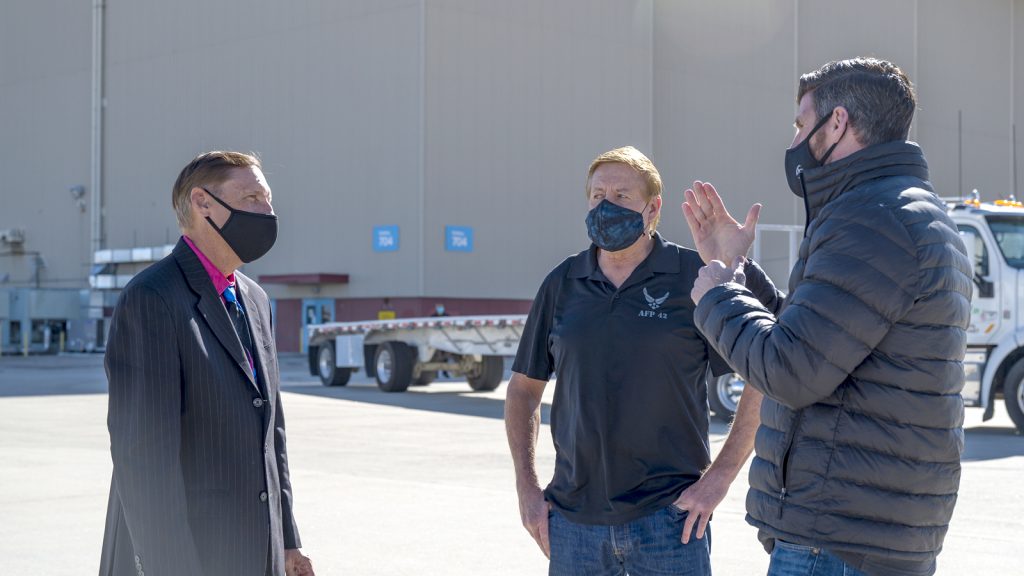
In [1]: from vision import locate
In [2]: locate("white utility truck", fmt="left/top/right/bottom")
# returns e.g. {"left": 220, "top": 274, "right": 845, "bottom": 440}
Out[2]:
{"left": 306, "top": 315, "right": 526, "bottom": 393}
{"left": 710, "top": 196, "right": 1024, "bottom": 434}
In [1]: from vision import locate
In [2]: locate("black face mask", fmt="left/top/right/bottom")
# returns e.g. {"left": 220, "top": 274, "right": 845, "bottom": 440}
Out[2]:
{"left": 203, "top": 188, "right": 278, "bottom": 263}
{"left": 784, "top": 110, "right": 844, "bottom": 197}
{"left": 585, "top": 199, "right": 649, "bottom": 252}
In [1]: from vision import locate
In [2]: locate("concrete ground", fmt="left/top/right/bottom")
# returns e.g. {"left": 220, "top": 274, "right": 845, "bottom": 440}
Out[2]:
{"left": 0, "top": 353, "right": 1021, "bottom": 575}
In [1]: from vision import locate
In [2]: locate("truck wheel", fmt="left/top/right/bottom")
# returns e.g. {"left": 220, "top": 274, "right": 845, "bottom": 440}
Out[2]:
{"left": 710, "top": 373, "right": 744, "bottom": 421}
{"left": 1004, "top": 360, "right": 1024, "bottom": 433}
{"left": 318, "top": 343, "right": 351, "bottom": 387}
{"left": 467, "top": 356, "right": 504, "bottom": 392}
{"left": 307, "top": 344, "right": 319, "bottom": 376}
{"left": 375, "top": 342, "right": 414, "bottom": 392}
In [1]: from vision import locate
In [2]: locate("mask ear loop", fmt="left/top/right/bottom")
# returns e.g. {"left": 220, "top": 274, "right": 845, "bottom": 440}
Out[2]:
{"left": 815, "top": 108, "right": 849, "bottom": 165}
{"left": 643, "top": 200, "right": 655, "bottom": 237}
{"left": 819, "top": 121, "right": 848, "bottom": 165}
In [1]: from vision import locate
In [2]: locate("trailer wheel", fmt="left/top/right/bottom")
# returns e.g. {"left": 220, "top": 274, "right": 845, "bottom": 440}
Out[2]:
{"left": 1004, "top": 360, "right": 1024, "bottom": 433}
{"left": 307, "top": 344, "right": 319, "bottom": 376}
{"left": 375, "top": 342, "right": 414, "bottom": 392}
{"left": 710, "top": 373, "right": 744, "bottom": 422}
{"left": 467, "top": 356, "right": 504, "bottom": 392}
{"left": 318, "top": 343, "right": 351, "bottom": 387}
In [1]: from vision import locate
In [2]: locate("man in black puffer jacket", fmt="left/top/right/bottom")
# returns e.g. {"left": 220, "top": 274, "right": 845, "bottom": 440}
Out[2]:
{"left": 686, "top": 58, "right": 973, "bottom": 576}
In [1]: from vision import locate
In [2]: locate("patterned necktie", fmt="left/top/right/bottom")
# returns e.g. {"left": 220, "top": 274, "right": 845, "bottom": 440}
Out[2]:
{"left": 222, "top": 286, "right": 255, "bottom": 374}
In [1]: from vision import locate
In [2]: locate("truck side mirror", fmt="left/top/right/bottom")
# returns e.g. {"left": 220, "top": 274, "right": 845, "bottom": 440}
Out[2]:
{"left": 977, "top": 276, "right": 995, "bottom": 298}
{"left": 960, "top": 230, "right": 994, "bottom": 298}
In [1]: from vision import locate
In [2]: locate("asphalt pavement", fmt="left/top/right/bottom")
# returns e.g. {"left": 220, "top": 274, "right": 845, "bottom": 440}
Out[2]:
{"left": 0, "top": 353, "right": 1021, "bottom": 575}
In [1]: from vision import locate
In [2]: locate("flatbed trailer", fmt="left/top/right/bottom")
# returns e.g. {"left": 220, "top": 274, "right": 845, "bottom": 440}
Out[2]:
{"left": 306, "top": 315, "right": 527, "bottom": 392}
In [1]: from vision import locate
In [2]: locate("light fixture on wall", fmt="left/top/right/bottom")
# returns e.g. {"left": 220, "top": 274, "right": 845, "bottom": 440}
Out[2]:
{"left": 69, "top": 185, "right": 86, "bottom": 212}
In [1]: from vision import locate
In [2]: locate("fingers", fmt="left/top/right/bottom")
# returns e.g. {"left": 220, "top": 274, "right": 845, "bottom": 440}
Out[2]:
{"left": 743, "top": 203, "right": 762, "bottom": 230}
{"left": 684, "top": 188, "right": 708, "bottom": 222}
{"left": 732, "top": 256, "right": 746, "bottom": 285}
{"left": 705, "top": 260, "right": 728, "bottom": 274}
{"left": 539, "top": 511, "right": 551, "bottom": 559}
{"left": 680, "top": 507, "right": 698, "bottom": 544}
{"left": 682, "top": 202, "right": 701, "bottom": 234}
{"left": 695, "top": 511, "right": 711, "bottom": 542}
{"left": 703, "top": 182, "right": 727, "bottom": 215}
{"left": 524, "top": 500, "right": 552, "bottom": 559}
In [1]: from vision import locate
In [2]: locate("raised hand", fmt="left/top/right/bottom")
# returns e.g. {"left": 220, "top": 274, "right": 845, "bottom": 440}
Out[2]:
{"left": 691, "top": 257, "right": 746, "bottom": 306}
{"left": 682, "top": 181, "right": 761, "bottom": 265}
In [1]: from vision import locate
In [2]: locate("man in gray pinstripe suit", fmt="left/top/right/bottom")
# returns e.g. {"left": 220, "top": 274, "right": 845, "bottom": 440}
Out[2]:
{"left": 99, "top": 151, "right": 315, "bottom": 576}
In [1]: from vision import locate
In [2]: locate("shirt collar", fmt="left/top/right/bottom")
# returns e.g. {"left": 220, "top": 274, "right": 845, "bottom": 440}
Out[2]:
{"left": 568, "top": 232, "right": 679, "bottom": 279}
{"left": 182, "top": 235, "right": 235, "bottom": 295}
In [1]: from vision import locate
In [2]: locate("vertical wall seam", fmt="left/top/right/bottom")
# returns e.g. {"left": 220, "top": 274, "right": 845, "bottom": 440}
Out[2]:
{"left": 418, "top": 0, "right": 426, "bottom": 296}
{"left": 91, "top": 0, "right": 106, "bottom": 257}
{"left": 1010, "top": 0, "right": 1016, "bottom": 194}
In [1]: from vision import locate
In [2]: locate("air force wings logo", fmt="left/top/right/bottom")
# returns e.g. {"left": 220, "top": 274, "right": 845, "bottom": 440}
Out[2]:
{"left": 643, "top": 287, "right": 669, "bottom": 310}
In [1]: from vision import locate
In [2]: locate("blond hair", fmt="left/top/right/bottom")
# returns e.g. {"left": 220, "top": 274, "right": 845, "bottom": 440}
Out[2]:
{"left": 585, "top": 146, "right": 663, "bottom": 231}
{"left": 172, "top": 151, "right": 262, "bottom": 229}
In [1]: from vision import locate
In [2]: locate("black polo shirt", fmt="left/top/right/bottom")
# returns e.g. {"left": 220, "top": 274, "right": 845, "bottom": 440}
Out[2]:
{"left": 513, "top": 232, "right": 730, "bottom": 526}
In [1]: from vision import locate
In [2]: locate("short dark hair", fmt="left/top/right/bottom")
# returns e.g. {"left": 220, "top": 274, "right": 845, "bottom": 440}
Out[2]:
{"left": 172, "top": 151, "right": 261, "bottom": 229}
{"left": 798, "top": 57, "right": 916, "bottom": 147}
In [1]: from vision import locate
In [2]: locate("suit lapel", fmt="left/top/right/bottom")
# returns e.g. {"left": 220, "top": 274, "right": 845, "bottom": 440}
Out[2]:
{"left": 236, "top": 276, "right": 272, "bottom": 393}
{"left": 172, "top": 240, "right": 260, "bottom": 395}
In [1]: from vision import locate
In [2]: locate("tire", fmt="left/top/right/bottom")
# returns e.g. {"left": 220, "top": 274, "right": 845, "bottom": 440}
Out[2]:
{"left": 413, "top": 371, "right": 437, "bottom": 386}
{"left": 1004, "top": 360, "right": 1024, "bottom": 433}
{"left": 307, "top": 344, "right": 319, "bottom": 376}
{"left": 710, "top": 373, "right": 745, "bottom": 421}
{"left": 375, "top": 341, "right": 415, "bottom": 393}
{"left": 317, "top": 344, "right": 351, "bottom": 387}
{"left": 467, "top": 356, "right": 504, "bottom": 392}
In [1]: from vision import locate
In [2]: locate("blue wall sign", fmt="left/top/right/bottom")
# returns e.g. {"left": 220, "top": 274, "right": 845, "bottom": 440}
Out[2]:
{"left": 373, "top": 225, "right": 399, "bottom": 252}
{"left": 445, "top": 226, "right": 473, "bottom": 252}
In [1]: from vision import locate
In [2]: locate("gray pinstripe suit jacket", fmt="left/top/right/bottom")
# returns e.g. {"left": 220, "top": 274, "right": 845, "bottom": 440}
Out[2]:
{"left": 99, "top": 239, "right": 301, "bottom": 576}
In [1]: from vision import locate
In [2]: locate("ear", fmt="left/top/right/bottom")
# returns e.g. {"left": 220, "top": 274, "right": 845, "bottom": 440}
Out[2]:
{"left": 831, "top": 106, "right": 850, "bottom": 134}
{"left": 190, "top": 187, "right": 212, "bottom": 218}
{"left": 649, "top": 195, "right": 663, "bottom": 215}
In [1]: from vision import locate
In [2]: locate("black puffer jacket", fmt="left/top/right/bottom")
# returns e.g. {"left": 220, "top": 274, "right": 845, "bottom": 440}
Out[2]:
{"left": 695, "top": 141, "right": 972, "bottom": 575}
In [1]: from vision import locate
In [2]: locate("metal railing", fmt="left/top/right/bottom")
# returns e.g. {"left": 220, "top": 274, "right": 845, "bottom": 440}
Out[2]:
{"left": 752, "top": 223, "right": 803, "bottom": 276}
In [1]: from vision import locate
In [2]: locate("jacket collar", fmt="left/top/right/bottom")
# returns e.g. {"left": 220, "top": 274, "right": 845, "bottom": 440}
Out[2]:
{"left": 800, "top": 140, "right": 930, "bottom": 220}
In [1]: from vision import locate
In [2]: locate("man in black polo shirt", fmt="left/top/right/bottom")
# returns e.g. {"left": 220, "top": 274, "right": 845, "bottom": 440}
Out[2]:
{"left": 505, "top": 146, "right": 765, "bottom": 575}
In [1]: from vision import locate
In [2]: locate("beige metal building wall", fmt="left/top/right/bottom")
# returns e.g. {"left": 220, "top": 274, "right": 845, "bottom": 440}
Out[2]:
{"left": 99, "top": 0, "right": 425, "bottom": 299}
{"left": 4, "top": 0, "right": 1024, "bottom": 330}
{"left": 0, "top": 1, "right": 94, "bottom": 288}
{"left": 423, "top": 0, "right": 654, "bottom": 297}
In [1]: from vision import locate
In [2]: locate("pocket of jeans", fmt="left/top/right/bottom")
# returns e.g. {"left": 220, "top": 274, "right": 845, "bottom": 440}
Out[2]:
{"left": 774, "top": 539, "right": 817, "bottom": 554}
{"left": 666, "top": 503, "right": 689, "bottom": 519}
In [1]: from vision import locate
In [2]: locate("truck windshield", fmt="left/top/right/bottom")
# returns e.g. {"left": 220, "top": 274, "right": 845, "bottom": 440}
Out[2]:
{"left": 986, "top": 215, "right": 1024, "bottom": 268}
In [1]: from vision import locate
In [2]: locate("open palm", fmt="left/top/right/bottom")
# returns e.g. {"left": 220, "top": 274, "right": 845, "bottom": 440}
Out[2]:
{"left": 682, "top": 180, "right": 761, "bottom": 265}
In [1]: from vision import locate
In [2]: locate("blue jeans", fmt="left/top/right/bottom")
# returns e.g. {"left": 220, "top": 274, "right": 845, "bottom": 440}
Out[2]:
{"left": 548, "top": 505, "right": 712, "bottom": 576}
{"left": 767, "top": 541, "right": 866, "bottom": 576}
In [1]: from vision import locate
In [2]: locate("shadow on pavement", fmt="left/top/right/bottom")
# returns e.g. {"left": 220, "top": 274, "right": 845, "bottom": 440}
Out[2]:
{"left": 962, "top": 425, "right": 1024, "bottom": 461}
{"left": 283, "top": 379, "right": 555, "bottom": 424}
{"left": 0, "top": 355, "right": 108, "bottom": 397}
{"left": 282, "top": 377, "right": 733, "bottom": 436}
